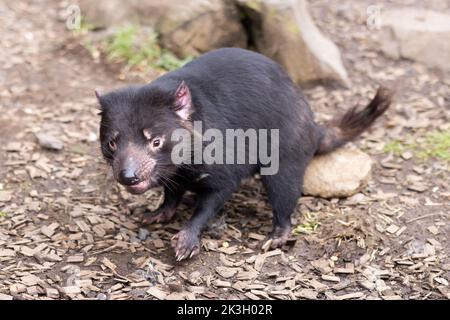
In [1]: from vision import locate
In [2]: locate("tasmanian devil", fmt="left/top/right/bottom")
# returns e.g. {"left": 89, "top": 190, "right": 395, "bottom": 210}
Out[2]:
{"left": 96, "top": 48, "right": 392, "bottom": 261}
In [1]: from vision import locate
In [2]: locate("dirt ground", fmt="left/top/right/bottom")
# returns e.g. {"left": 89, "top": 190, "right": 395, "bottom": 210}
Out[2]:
{"left": 0, "top": 0, "right": 448, "bottom": 300}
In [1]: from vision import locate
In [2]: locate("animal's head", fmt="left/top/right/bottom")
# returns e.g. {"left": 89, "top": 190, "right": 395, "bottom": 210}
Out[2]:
{"left": 96, "top": 81, "right": 193, "bottom": 194}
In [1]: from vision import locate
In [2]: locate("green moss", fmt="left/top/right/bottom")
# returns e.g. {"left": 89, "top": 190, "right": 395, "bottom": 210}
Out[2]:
{"left": 383, "top": 140, "right": 406, "bottom": 156}
{"left": 285, "top": 16, "right": 300, "bottom": 36}
{"left": 0, "top": 211, "right": 7, "bottom": 218}
{"left": 154, "top": 53, "right": 192, "bottom": 71}
{"left": 242, "top": 0, "right": 262, "bottom": 12}
{"left": 383, "top": 129, "right": 450, "bottom": 162}
{"left": 105, "top": 25, "right": 193, "bottom": 72}
{"left": 417, "top": 130, "right": 450, "bottom": 161}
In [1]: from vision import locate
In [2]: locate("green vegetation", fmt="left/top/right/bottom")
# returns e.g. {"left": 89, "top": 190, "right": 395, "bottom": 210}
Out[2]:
{"left": 0, "top": 211, "right": 7, "bottom": 218}
{"left": 105, "top": 25, "right": 192, "bottom": 72}
{"left": 383, "top": 129, "right": 450, "bottom": 162}
{"left": 383, "top": 140, "right": 405, "bottom": 156}
{"left": 417, "top": 130, "right": 450, "bottom": 161}
{"left": 292, "top": 211, "right": 320, "bottom": 235}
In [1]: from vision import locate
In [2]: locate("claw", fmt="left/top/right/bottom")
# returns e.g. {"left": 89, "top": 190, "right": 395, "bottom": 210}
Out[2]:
{"left": 261, "top": 239, "right": 273, "bottom": 252}
{"left": 171, "top": 229, "right": 201, "bottom": 261}
{"left": 264, "top": 227, "right": 290, "bottom": 250}
{"left": 177, "top": 253, "right": 185, "bottom": 262}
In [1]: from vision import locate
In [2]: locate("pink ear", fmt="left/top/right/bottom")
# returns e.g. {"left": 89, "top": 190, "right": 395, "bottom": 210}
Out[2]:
{"left": 174, "top": 81, "right": 192, "bottom": 120}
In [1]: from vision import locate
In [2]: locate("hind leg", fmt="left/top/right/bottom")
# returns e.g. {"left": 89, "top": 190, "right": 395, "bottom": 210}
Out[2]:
{"left": 261, "top": 161, "right": 306, "bottom": 249}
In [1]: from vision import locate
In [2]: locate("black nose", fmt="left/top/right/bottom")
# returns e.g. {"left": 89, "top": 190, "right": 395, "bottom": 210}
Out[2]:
{"left": 118, "top": 169, "right": 140, "bottom": 186}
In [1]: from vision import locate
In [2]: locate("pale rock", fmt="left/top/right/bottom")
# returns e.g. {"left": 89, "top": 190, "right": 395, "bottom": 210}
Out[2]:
{"left": 97, "top": 293, "right": 108, "bottom": 300}
{"left": 138, "top": 228, "right": 150, "bottom": 241}
{"left": 304, "top": 147, "right": 373, "bottom": 198}
{"left": 35, "top": 132, "right": 63, "bottom": 151}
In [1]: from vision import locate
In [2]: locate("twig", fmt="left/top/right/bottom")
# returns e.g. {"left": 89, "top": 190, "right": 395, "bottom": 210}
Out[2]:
{"left": 406, "top": 213, "right": 447, "bottom": 224}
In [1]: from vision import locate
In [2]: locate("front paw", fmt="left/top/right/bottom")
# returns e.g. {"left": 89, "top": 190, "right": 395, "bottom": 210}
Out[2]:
{"left": 171, "top": 229, "right": 201, "bottom": 262}
{"left": 141, "top": 206, "right": 177, "bottom": 225}
{"left": 263, "top": 226, "right": 291, "bottom": 250}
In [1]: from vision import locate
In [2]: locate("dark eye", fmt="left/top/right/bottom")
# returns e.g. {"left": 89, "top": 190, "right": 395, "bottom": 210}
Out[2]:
{"left": 108, "top": 140, "right": 117, "bottom": 151}
{"left": 152, "top": 139, "right": 161, "bottom": 148}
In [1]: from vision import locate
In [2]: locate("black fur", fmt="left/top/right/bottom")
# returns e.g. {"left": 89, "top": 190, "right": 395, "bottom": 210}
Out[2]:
{"left": 97, "top": 48, "right": 391, "bottom": 260}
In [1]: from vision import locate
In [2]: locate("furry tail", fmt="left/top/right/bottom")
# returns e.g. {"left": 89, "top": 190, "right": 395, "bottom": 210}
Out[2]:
{"left": 316, "top": 87, "right": 393, "bottom": 155}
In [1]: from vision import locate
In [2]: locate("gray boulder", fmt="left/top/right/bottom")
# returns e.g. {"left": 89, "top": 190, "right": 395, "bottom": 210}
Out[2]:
{"left": 79, "top": 0, "right": 246, "bottom": 57}
{"left": 236, "top": 0, "right": 350, "bottom": 86}
{"left": 380, "top": 8, "right": 450, "bottom": 71}
{"left": 80, "top": 0, "right": 349, "bottom": 86}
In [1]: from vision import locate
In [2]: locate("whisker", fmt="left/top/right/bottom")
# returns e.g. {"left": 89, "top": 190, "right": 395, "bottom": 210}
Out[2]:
{"left": 157, "top": 174, "right": 176, "bottom": 193}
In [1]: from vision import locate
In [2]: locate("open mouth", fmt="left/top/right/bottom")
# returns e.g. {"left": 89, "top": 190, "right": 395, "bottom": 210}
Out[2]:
{"left": 124, "top": 180, "right": 151, "bottom": 194}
